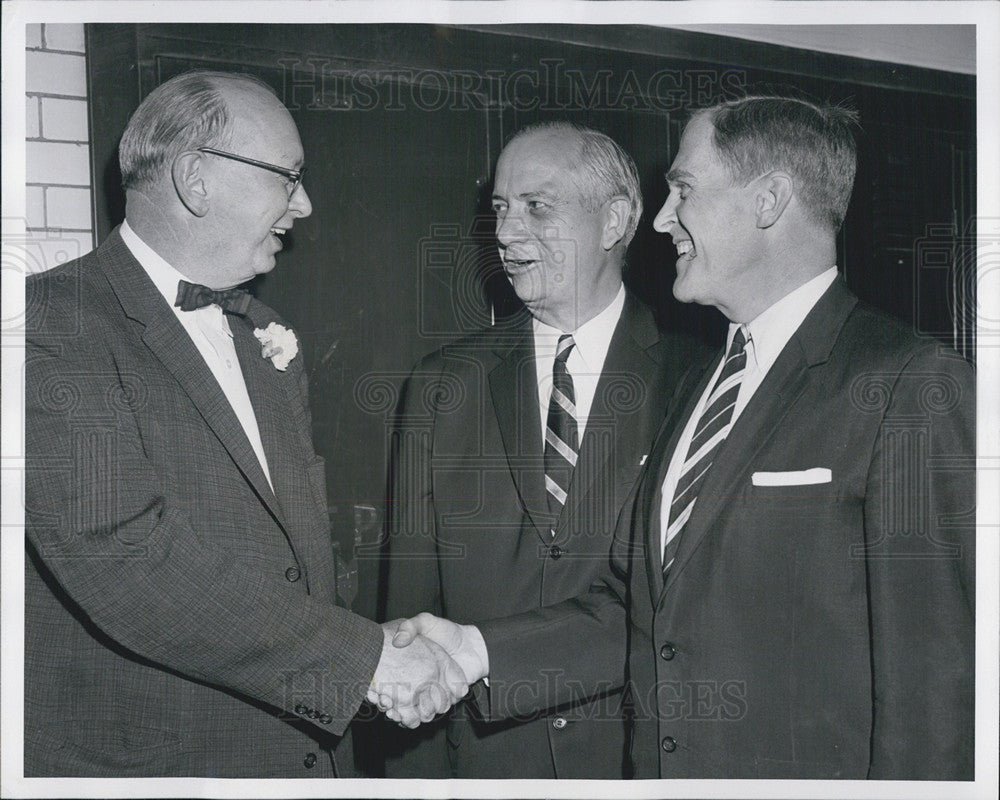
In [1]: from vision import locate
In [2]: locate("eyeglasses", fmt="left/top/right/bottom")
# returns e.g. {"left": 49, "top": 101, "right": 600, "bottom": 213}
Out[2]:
{"left": 197, "top": 147, "right": 306, "bottom": 198}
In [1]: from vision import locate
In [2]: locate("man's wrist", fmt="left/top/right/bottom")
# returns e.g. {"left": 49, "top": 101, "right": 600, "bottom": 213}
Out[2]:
{"left": 460, "top": 623, "right": 490, "bottom": 683}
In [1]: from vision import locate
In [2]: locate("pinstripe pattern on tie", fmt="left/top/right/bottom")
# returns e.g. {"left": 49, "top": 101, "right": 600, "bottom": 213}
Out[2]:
{"left": 663, "top": 328, "right": 747, "bottom": 572}
{"left": 544, "top": 334, "right": 578, "bottom": 534}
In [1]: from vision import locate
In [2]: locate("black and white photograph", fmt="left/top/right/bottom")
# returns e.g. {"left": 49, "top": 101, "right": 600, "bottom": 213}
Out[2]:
{"left": 2, "top": 1, "right": 997, "bottom": 798}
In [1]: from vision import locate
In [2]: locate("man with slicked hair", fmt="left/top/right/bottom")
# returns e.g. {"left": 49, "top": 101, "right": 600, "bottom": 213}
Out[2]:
{"left": 626, "top": 97, "right": 974, "bottom": 779}
{"left": 25, "top": 69, "right": 467, "bottom": 777}
{"left": 622, "top": 95, "right": 975, "bottom": 779}
{"left": 381, "top": 121, "right": 701, "bottom": 778}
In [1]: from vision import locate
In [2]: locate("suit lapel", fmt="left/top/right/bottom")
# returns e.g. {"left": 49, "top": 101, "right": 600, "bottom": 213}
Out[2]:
{"left": 234, "top": 299, "right": 336, "bottom": 596}
{"left": 640, "top": 358, "right": 715, "bottom": 606}
{"left": 660, "top": 279, "right": 859, "bottom": 599}
{"left": 660, "top": 344, "right": 809, "bottom": 598}
{"left": 489, "top": 326, "right": 550, "bottom": 542}
{"left": 97, "top": 230, "right": 284, "bottom": 524}
{"left": 559, "top": 296, "right": 663, "bottom": 534}
{"left": 229, "top": 314, "right": 291, "bottom": 518}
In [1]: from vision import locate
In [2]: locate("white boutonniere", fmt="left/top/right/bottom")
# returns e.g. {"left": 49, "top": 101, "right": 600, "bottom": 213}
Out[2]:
{"left": 253, "top": 322, "right": 298, "bottom": 371}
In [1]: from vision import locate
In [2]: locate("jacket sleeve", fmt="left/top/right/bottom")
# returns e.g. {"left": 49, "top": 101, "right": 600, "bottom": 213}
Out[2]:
{"left": 474, "top": 576, "right": 628, "bottom": 720}
{"left": 863, "top": 345, "right": 975, "bottom": 779}
{"left": 25, "top": 321, "right": 383, "bottom": 737}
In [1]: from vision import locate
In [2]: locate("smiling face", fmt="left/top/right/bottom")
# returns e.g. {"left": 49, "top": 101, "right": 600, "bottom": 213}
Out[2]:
{"left": 201, "top": 84, "right": 313, "bottom": 289}
{"left": 491, "top": 129, "right": 622, "bottom": 331}
{"left": 652, "top": 114, "right": 764, "bottom": 322}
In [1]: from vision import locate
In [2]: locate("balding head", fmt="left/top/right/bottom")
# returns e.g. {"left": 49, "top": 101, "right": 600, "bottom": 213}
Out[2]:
{"left": 506, "top": 121, "right": 643, "bottom": 250}
{"left": 119, "top": 71, "right": 277, "bottom": 192}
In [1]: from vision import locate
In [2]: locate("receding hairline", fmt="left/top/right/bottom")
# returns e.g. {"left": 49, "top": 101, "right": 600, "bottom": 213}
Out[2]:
{"left": 211, "top": 75, "right": 299, "bottom": 155}
{"left": 501, "top": 124, "right": 587, "bottom": 161}
{"left": 495, "top": 126, "right": 592, "bottom": 192}
{"left": 499, "top": 124, "right": 622, "bottom": 197}
{"left": 210, "top": 74, "right": 283, "bottom": 122}
{"left": 188, "top": 72, "right": 284, "bottom": 131}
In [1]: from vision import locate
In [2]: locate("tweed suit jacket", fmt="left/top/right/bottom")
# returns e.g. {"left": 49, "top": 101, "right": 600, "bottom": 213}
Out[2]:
{"left": 24, "top": 228, "right": 383, "bottom": 777}
{"left": 381, "top": 295, "right": 701, "bottom": 778}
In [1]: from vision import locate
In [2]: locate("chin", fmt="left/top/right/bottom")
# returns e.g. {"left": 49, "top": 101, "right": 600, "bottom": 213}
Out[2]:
{"left": 673, "top": 264, "right": 708, "bottom": 305}
{"left": 672, "top": 278, "right": 693, "bottom": 304}
{"left": 508, "top": 273, "right": 543, "bottom": 306}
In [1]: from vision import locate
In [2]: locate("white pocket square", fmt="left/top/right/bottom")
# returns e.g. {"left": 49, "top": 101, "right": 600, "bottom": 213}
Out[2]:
{"left": 752, "top": 468, "right": 832, "bottom": 486}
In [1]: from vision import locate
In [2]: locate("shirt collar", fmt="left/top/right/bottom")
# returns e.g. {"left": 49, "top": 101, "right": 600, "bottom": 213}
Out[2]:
{"left": 120, "top": 219, "right": 200, "bottom": 312}
{"left": 737, "top": 267, "right": 839, "bottom": 369}
{"left": 533, "top": 283, "right": 626, "bottom": 371}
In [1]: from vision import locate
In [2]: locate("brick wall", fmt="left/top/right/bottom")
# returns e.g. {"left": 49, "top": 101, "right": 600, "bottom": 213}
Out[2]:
{"left": 25, "top": 23, "right": 95, "bottom": 273}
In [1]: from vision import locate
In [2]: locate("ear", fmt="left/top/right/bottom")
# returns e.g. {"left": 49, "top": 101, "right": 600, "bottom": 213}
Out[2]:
{"left": 754, "top": 171, "right": 793, "bottom": 229}
{"left": 171, "top": 152, "right": 210, "bottom": 217}
{"left": 601, "top": 196, "right": 632, "bottom": 250}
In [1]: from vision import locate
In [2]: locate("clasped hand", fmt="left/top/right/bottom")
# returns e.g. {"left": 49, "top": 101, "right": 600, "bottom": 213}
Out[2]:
{"left": 366, "top": 613, "right": 489, "bottom": 728}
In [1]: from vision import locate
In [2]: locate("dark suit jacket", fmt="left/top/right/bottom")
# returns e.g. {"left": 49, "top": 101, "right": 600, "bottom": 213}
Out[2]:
{"left": 24, "top": 228, "right": 383, "bottom": 777}
{"left": 382, "top": 295, "right": 699, "bottom": 778}
{"left": 623, "top": 279, "right": 975, "bottom": 779}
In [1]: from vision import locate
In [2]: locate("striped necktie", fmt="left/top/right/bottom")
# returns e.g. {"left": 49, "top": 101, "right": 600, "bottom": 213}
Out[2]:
{"left": 663, "top": 327, "right": 747, "bottom": 573}
{"left": 544, "top": 334, "right": 579, "bottom": 534}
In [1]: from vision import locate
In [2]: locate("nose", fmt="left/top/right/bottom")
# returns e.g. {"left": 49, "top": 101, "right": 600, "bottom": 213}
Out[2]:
{"left": 495, "top": 209, "right": 527, "bottom": 248}
{"left": 289, "top": 184, "right": 313, "bottom": 219}
{"left": 652, "top": 195, "right": 677, "bottom": 234}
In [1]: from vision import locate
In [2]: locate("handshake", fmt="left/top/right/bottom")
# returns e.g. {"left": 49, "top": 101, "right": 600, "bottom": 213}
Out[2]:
{"left": 367, "top": 613, "right": 490, "bottom": 728}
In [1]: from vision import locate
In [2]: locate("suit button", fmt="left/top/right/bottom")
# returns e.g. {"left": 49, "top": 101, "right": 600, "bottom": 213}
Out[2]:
{"left": 285, "top": 567, "right": 301, "bottom": 582}
{"left": 552, "top": 717, "right": 567, "bottom": 730}
{"left": 303, "top": 752, "right": 317, "bottom": 768}
{"left": 661, "top": 736, "right": 677, "bottom": 753}
{"left": 307, "top": 709, "right": 319, "bottom": 719}
{"left": 549, "top": 545, "right": 562, "bottom": 560}
{"left": 294, "top": 704, "right": 308, "bottom": 715}
{"left": 319, "top": 713, "right": 332, "bottom": 725}
{"left": 660, "top": 642, "right": 676, "bottom": 661}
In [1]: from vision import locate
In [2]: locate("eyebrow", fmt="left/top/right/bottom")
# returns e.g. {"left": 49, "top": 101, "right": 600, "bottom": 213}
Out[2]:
{"left": 665, "top": 168, "right": 694, "bottom": 183}
{"left": 492, "top": 189, "right": 559, "bottom": 202}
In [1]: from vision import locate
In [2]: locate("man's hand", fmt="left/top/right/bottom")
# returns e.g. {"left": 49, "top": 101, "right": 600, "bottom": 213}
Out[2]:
{"left": 367, "top": 620, "right": 470, "bottom": 728}
{"left": 392, "top": 612, "right": 490, "bottom": 686}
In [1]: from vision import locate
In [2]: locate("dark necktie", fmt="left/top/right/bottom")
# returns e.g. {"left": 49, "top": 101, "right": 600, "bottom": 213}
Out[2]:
{"left": 544, "top": 334, "right": 579, "bottom": 534}
{"left": 663, "top": 327, "right": 748, "bottom": 573}
{"left": 175, "top": 279, "right": 252, "bottom": 316}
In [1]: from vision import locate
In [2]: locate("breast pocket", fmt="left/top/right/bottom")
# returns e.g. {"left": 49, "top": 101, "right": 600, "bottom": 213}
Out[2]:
{"left": 747, "top": 479, "right": 840, "bottom": 512}
{"left": 744, "top": 478, "right": 865, "bottom": 599}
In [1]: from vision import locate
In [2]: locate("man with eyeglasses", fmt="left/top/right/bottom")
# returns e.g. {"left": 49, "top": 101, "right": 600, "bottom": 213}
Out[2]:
{"left": 24, "top": 69, "right": 466, "bottom": 778}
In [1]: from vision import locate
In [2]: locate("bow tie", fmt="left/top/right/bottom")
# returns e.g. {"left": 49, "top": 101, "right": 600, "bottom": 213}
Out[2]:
{"left": 175, "top": 280, "right": 252, "bottom": 315}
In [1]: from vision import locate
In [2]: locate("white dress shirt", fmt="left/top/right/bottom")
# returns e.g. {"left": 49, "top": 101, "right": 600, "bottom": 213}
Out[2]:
{"left": 533, "top": 283, "right": 626, "bottom": 445}
{"left": 659, "top": 267, "right": 838, "bottom": 554}
{"left": 119, "top": 220, "right": 274, "bottom": 490}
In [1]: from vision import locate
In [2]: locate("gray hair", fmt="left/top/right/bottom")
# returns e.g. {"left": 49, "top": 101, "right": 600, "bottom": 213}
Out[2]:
{"left": 119, "top": 70, "right": 276, "bottom": 191}
{"left": 509, "top": 121, "right": 643, "bottom": 247}
{"left": 691, "top": 95, "right": 859, "bottom": 232}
